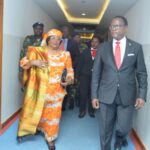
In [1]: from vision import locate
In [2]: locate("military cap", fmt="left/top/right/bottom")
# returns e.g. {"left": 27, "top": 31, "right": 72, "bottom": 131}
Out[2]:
{"left": 32, "top": 22, "right": 44, "bottom": 28}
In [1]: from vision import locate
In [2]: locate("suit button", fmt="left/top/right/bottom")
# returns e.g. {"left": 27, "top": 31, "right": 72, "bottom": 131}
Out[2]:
{"left": 117, "top": 84, "right": 120, "bottom": 87}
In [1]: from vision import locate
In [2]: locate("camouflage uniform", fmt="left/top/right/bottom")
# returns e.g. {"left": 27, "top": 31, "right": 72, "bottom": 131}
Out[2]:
{"left": 78, "top": 43, "right": 88, "bottom": 53}
{"left": 19, "top": 35, "right": 42, "bottom": 82}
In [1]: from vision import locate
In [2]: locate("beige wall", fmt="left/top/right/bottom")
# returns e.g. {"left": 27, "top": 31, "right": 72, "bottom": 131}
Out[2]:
{"left": 1, "top": 0, "right": 58, "bottom": 123}
{"left": 125, "top": 0, "right": 150, "bottom": 149}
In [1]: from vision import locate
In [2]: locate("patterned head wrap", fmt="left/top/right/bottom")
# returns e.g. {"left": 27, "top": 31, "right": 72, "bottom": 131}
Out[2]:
{"left": 41, "top": 29, "right": 62, "bottom": 46}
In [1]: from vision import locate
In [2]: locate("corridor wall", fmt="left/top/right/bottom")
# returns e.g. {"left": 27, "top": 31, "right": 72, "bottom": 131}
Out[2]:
{"left": 125, "top": 0, "right": 150, "bottom": 149}
{"left": 1, "top": 0, "right": 58, "bottom": 124}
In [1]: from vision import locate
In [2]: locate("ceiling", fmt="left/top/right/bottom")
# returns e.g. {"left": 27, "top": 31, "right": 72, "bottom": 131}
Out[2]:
{"left": 34, "top": 0, "right": 137, "bottom": 36}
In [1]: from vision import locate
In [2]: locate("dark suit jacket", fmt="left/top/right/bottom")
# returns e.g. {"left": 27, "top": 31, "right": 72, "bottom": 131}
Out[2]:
{"left": 66, "top": 39, "right": 80, "bottom": 69}
{"left": 91, "top": 38, "right": 147, "bottom": 106}
{"left": 76, "top": 48, "right": 94, "bottom": 79}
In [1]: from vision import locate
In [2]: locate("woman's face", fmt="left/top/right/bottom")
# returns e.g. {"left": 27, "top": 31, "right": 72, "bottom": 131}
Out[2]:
{"left": 48, "top": 35, "right": 61, "bottom": 50}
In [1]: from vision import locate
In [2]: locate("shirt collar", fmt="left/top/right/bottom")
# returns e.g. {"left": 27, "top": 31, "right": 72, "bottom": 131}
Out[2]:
{"left": 91, "top": 47, "right": 97, "bottom": 50}
{"left": 113, "top": 36, "right": 126, "bottom": 44}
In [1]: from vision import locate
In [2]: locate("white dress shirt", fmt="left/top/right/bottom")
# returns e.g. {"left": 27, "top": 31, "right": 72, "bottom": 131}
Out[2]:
{"left": 63, "top": 38, "right": 68, "bottom": 51}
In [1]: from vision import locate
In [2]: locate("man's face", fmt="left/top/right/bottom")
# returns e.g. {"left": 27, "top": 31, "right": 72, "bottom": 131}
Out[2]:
{"left": 91, "top": 38, "right": 100, "bottom": 49}
{"left": 62, "top": 27, "right": 70, "bottom": 38}
{"left": 109, "top": 18, "right": 127, "bottom": 40}
{"left": 33, "top": 25, "right": 43, "bottom": 36}
{"left": 73, "top": 35, "right": 81, "bottom": 44}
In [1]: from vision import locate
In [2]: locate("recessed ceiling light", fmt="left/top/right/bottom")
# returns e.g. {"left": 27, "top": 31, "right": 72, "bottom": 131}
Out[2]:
{"left": 57, "top": 0, "right": 110, "bottom": 24}
{"left": 81, "top": 13, "right": 86, "bottom": 16}
{"left": 83, "top": 27, "right": 86, "bottom": 31}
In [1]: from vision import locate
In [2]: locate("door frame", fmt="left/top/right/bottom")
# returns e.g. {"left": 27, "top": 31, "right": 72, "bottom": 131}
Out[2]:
{"left": 0, "top": 0, "right": 3, "bottom": 128}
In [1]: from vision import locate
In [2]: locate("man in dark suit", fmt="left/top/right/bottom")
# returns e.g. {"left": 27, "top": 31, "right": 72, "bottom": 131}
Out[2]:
{"left": 60, "top": 26, "right": 80, "bottom": 110}
{"left": 91, "top": 16, "right": 147, "bottom": 150}
{"left": 76, "top": 36, "right": 101, "bottom": 118}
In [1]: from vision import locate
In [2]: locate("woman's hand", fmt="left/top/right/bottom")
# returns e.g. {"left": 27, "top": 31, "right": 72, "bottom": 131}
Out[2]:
{"left": 30, "top": 60, "right": 48, "bottom": 68}
{"left": 61, "top": 76, "right": 74, "bottom": 87}
{"left": 66, "top": 76, "right": 74, "bottom": 85}
{"left": 60, "top": 81, "right": 68, "bottom": 87}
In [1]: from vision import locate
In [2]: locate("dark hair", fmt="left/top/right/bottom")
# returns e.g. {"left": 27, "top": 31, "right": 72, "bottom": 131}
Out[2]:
{"left": 72, "top": 32, "right": 80, "bottom": 37}
{"left": 61, "top": 26, "right": 70, "bottom": 31}
{"left": 32, "top": 22, "right": 44, "bottom": 28}
{"left": 46, "top": 36, "right": 51, "bottom": 45}
{"left": 113, "top": 16, "right": 128, "bottom": 26}
{"left": 92, "top": 35, "right": 103, "bottom": 43}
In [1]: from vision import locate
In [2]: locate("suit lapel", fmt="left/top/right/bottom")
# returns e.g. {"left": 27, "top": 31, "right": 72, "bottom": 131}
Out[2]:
{"left": 87, "top": 48, "right": 93, "bottom": 62}
{"left": 120, "top": 38, "right": 132, "bottom": 70}
{"left": 66, "top": 39, "right": 70, "bottom": 51}
{"left": 108, "top": 41, "right": 117, "bottom": 70}
{"left": 108, "top": 39, "right": 133, "bottom": 71}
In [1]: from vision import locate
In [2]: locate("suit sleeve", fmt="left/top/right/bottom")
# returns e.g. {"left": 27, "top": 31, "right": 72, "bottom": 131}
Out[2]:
{"left": 72, "top": 42, "right": 80, "bottom": 69}
{"left": 65, "top": 52, "right": 74, "bottom": 81}
{"left": 136, "top": 45, "right": 148, "bottom": 101}
{"left": 75, "top": 51, "right": 85, "bottom": 79}
{"left": 91, "top": 45, "right": 103, "bottom": 100}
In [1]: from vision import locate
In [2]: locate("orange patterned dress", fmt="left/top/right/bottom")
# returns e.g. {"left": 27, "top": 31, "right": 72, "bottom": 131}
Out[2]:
{"left": 18, "top": 47, "right": 74, "bottom": 142}
{"left": 38, "top": 50, "right": 74, "bottom": 142}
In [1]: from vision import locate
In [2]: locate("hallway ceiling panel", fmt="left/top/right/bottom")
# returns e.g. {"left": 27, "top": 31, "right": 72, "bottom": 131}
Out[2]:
{"left": 64, "top": 0, "right": 104, "bottom": 18}
{"left": 34, "top": 0, "right": 137, "bottom": 33}
{"left": 99, "top": 0, "right": 138, "bottom": 29}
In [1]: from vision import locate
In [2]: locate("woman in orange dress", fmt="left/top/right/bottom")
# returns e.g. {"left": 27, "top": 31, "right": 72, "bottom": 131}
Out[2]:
{"left": 17, "top": 29, "right": 74, "bottom": 150}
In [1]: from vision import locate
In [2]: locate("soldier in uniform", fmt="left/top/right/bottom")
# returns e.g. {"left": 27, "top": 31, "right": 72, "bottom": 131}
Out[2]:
{"left": 19, "top": 22, "right": 44, "bottom": 83}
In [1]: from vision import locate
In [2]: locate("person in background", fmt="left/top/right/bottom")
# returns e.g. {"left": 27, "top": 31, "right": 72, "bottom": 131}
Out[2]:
{"left": 91, "top": 16, "right": 147, "bottom": 150}
{"left": 76, "top": 36, "right": 101, "bottom": 118}
{"left": 60, "top": 26, "right": 80, "bottom": 110}
{"left": 72, "top": 32, "right": 89, "bottom": 106}
{"left": 17, "top": 29, "right": 74, "bottom": 150}
{"left": 19, "top": 22, "right": 44, "bottom": 84}
{"left": 72, "top": 32, "right": 88, "bottom": 54}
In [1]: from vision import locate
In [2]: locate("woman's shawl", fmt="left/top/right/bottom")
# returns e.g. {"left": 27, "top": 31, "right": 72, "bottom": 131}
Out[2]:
{"left": 18, "top": 46, "right": 49, "bottom": 137}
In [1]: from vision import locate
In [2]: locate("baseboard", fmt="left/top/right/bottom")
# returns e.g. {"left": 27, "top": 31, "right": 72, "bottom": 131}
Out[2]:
{"left": 130, "top": 128, "right": 147, "bottom": 150}
{"left": 0, "top": 108, "right": 21, "bottom": 135}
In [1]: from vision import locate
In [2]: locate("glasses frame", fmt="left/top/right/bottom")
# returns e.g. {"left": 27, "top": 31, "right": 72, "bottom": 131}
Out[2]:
{"left": 109, "top": 24, "right": 125, "bottom": 30}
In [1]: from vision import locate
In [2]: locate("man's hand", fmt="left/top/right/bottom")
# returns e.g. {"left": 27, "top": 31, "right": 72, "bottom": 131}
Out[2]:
{"left": 92, "top": 98, "right": 100, "bottom": 109}
{"left": 135, "top": 98, "right": 145, "bottom": 109}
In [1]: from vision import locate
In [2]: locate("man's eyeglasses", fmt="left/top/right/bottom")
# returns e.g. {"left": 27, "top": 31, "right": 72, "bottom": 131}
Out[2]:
{"left": 109, "top": 25, "right": 125, "bottom": 30}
